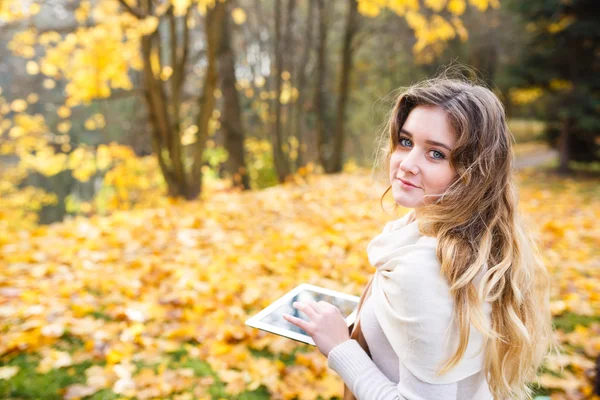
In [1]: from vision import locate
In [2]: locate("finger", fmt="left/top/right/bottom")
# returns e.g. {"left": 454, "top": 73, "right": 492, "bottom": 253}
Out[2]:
{"left": 317, "top": 300, "right": 336, "bottom": 313}
{"left": 317, "top": 301, "right": 341, "bottom": 317}
{"left": 317, "top": 300, "right": 333, "bottom": 308}
{"left": 304, "top": 299, "right": 322, "bottom": 314}
{"left": 282, "top": 313, "right": 312, "bottom": 334}
{"left": 293, "top": 301, "right": 319, "bottom": 319}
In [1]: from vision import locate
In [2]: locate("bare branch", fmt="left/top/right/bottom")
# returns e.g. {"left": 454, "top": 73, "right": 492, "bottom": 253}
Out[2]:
{"left": 117, "top": 0, "right": 146, "bottom": 19}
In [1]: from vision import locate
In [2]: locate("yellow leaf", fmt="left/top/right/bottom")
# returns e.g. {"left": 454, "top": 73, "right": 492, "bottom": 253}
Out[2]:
{"left": 547, "top": 16, "right": 575, "bottom": 33}
{"left": 57, "top": 121, "right": 72, "bottom": 134}
{"left": 173, "top": 0, "right": 191, "bottom": 16}
{"left": 447, "top": 0, "right": 466, "bottom": 15}
{"left": 231, "top": 7, "right": 246, "bottom": 24}
{"left": 357, "top": 0, "right": 381, "bottom": 18}
{"left": 10, "top": 99, "right": 28, "bottom": 113}
{"left": 85, "top": 118, "right": 98, "bottom": 131}
{"left": 43, "top": 79, "right": 56, "bottom": 89}
{"left": 26, "top": 61, "right": 39, "bottom": 75}
{"left": 161, "top": 66, "right": 173, "bottom": 81}
{"left": 467, "top": 0, "right": 490, "bottom": 11}
{"left": 254, "top": 76, "right": 266, "bottom": 88}
{"left": 424, "top": 0, "right": 447, "bottom": 12}
{"left": 57, "top": 106, "right": 72, "bottom": 119}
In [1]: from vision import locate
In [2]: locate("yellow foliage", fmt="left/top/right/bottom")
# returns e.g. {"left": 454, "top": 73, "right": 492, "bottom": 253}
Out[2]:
{"left": 0, "top": 165, "right": 598, "bottom": 397}
{"left": 547, "top": 15, "right": 575, "bottom": 34}
{"left": 280, "top": 82, "right": 297, "bottom": 104}
{"left": 357, "top": 0, "right": 381, "bottom": 18}
{"left": 172, "top": 0, "right": 192, "bottom": 16}
{"left": 84, "top": 114, "right": 106, "bottom": 130}
{"left": 43, "top": 79, "right": 56, "bottom": 89}
{"left": 57, "top": 106, "right": 72, "bottom": 119}
{"left": 26, "top": 61, "right": 40, "bottom": 75}
{"left": 254, "top": 76, "right": 266, "bottom": 88}
{"left": 510, "top": 87, "right": 544, "bottom": 105}
{"left": 467, "top": 0, "right": 495, "bottom": 11}
{"left": 451, "top": 16, "right": 468, "bottom": 41}
{"left": 231, "top": 7, "right": 247, "bottom": 24}
{"left": 357, "top": 0, "right": 490, "bottom": 59}
{"left": 10, "top": 113, "right": 48, "bottom": 139}
{"left": 8, "top": 28, "right": 37, "bottom": 58}
{"left": 408, "top": 13, "right": 455, "bottom": 54}
{"left": 161, "top": 66, "right": 173, "bottom": 81}
{"left": 26, "top": 93, "right": 39, "bottom": 104}
{"left": 424, "top": 0, "right": 447, "bottom": 12}
{"left": 0, "top": 1, "right": 40, "bottom": 20}
{"left": 68, "top": 147, "right": 97, "bottom": 182}
{"left": 549, "top": 79, "right": 574, "bottom": 92}
{"left": 447, "top": 0, "right": 466, "bottom": 16}
{"left": 76, "top": 1, "right": 91, "bottom": 23}
{"left": 39, "top": 31, "right": 62, "bottom": 46}
{"left": 57, "top": 121, "right": 72, "bottom": 134}
{"left": 10, "top": 99, "right": 28, "bottom": 113}
{"left": 96, "top": 144, "right": 113, "bottom": 170}
{"left": 150, "top": 46, "right": 161, "bottom": 80}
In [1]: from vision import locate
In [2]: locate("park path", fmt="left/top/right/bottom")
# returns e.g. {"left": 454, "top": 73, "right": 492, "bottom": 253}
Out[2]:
{"left": 514, "top": 149, "right": 558, "bottom": 170}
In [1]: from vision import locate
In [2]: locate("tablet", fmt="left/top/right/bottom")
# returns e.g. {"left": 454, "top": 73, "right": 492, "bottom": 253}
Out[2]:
{"left": 245, "top": 283, "right": 360, "bottom": 346}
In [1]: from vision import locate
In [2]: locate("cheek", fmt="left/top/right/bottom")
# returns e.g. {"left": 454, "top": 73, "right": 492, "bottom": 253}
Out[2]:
{"left": 390, "top": 152, "right": 404, "bottom": 167}
{"left": 427, "top": 165, "right": 455, "bottom": 191}
{"left": 389, "top": 153, "right": 401, "bottom": 173}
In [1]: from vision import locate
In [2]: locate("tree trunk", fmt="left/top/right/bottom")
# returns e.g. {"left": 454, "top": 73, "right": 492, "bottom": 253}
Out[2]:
{"left": 283, "top": 0, "right": 297, "bottom": 171}
{"left": 141, "top": 31, "right": 180, "bottom": 196}
{"left": 189, "top": 1, "right": 227, "bottom": 199}
{"left": 294, "top": 0, "right": 315, "bottom": 169}
{"left": 315, "top": 0, "right": 329, "bottom": 171}
{"left": 219, "top": 4, "right": 250, "bottom": 190}
{"left": 331, "top": 0, "right": 358, "bottom": 173}
{"left": 137, "top": 0, "right": 189, "bottom": 198}
{"left": 272, "top": 0, "right": 290, "bottom": 182}
{"left": 557, "top": 116, "right": 571, "bottom": 175}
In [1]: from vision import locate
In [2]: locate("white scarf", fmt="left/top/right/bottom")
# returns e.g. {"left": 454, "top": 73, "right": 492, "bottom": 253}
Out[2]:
{"left": 366, "top": 210, "right": 491, "bottom": 384}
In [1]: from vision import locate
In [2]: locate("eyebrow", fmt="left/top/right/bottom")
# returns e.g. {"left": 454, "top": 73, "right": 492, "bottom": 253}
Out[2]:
{"left": 399, "top": 129, "right": 453, "bottom": 152}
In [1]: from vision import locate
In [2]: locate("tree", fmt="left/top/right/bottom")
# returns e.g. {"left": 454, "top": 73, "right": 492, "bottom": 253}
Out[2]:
{"left": 320, "top": 0, "right": 499, "bottom": 174}
{"left": 330, "top": 0, "right": 359, "bottom": 173}
{"left": 4, "top": 0, "right": 228, "bottom": 200}
{"left": 272, "top": 0, "right": 291, "bottom": 182}
{"left": 508, "top": 0, "right": 600, "bottom": 173}
{"left": 219, "top": 2, "right": 250, "bottom": 190}
{"left": 132, "top": 0, "right": 226, "bottom": 199}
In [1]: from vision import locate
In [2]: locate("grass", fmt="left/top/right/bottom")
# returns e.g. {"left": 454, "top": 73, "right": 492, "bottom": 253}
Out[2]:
{"left": 0, "top": 338, "right": 317, "bottom": 399}
{"left": 0, "top": 353, "right": 94, "bottom": 399}
{"left": 553, "top": 312, "right": 600, "bottom": 333}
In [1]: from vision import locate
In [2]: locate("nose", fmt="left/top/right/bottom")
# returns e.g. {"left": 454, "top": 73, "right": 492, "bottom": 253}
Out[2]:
{"left": 399, "top": 148, "right": 420, "bottom": 175}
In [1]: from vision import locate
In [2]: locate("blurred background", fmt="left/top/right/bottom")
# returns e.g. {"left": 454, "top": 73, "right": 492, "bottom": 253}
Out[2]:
{"left": 0, "top": 1, "right": 598, "bottom": 399}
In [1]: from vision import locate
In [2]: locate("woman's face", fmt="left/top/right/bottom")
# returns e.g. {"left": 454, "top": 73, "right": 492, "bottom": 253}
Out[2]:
{"left": 389, "top": 105, "right": 457, "bottom": 211}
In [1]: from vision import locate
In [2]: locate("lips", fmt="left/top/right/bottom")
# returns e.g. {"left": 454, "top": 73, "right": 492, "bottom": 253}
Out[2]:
{"left": 397, "top": 178, "right": 419, "bottom": 188}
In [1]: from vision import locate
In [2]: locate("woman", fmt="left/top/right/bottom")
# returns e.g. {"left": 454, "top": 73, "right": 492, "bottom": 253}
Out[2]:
{"left": 283, "top": 76, "right": 557, "bottom": 399}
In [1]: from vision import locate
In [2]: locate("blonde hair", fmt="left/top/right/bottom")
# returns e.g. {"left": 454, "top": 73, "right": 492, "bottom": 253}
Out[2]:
{"left": 374, "top": 73, "right": 559, "bottom": 399}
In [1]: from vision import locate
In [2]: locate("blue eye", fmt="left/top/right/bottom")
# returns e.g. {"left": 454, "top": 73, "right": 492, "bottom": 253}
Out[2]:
{"left": 399, "top": 138, "right": 412, "bottom": 147}
{"left": 431, "top": 150, "right": 445, "bottom": 159}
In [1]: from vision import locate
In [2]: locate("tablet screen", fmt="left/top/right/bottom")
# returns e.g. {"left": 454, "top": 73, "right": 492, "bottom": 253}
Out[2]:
{"left": 258, "top": 288, "right": 359, "bottom": 336}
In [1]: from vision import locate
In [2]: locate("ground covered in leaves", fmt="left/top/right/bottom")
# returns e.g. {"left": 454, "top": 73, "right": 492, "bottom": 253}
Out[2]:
{"left": 0, "top": 168, "right": 599, "bottom": 400}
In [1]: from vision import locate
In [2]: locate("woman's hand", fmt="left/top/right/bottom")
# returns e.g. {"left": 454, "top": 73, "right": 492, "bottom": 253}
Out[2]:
{"left": 282, "top": 299, "right": 350, "bottom": 357}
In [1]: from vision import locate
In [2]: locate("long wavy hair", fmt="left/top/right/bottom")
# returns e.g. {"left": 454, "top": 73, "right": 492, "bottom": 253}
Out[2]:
{"left": 374, "top": 74, "right": 559, "bottom": 399}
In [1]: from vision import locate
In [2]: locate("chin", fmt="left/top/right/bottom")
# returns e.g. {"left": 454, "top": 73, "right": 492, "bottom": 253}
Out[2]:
{"left": 392, "top": 195, "right": 422, "bottom": 209}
